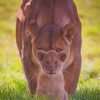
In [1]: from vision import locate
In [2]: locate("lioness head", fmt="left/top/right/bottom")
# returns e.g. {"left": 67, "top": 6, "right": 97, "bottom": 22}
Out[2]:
{"left": 36, "top": 50, "right": 67, "bottom": 75}
{"left": 27, "top": 23, "right": 77, "bottom": 70}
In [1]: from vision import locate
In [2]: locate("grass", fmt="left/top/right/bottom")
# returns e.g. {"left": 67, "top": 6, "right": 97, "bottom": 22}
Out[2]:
{"left": 0, "top": 0, "right": 100, "bottom": 100}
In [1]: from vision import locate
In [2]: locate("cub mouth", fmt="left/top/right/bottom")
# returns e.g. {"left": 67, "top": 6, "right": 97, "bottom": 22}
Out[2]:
{"left": 48, "top": 72, "right": 56, "bottom": 74}
{"left": 47, "top": 70, "right": 56, "bottom": 75}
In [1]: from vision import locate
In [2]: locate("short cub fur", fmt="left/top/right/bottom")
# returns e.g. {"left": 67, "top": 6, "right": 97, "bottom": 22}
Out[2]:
{"left": 36, "top": 50, "right": 68, "bottom": 100}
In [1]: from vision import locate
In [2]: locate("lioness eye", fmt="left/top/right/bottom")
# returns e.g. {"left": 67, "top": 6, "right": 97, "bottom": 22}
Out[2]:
{"left": 56, "top": 48, "right": 63, "bottom": 52}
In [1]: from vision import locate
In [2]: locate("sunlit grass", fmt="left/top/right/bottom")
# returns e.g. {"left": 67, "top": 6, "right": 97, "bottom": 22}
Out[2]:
{"left": 0, "top": 0, "right": 100, "bottom": 99}
{"left": 75, "top": 0, "right": 100, "bottom": 76}
{"left": 0, "top": 75, "right": 100, "bottom": 100}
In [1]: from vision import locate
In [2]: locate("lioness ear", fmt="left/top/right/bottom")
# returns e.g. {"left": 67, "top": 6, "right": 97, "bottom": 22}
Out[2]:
{"left": 24, "top": 0, "right": 32, "bottom": 16}
{"left": 62, "top": 23, "right": 76, "bottom": 44}
{"left": 59, "top": 51, "right": 67, "bottom": 62}
{"left": 37, "top": 50, "right": 47, "bottom": 61}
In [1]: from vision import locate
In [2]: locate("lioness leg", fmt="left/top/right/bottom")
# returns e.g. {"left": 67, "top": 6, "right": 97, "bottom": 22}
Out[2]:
{"left": 64, "top": 55, "right": 81, "bottom": 95}
{"left": 22, "top": 35, "right": 39, "bottom": 94}
{"left": 16, "top": 18, "right": 39, "bottom": 94}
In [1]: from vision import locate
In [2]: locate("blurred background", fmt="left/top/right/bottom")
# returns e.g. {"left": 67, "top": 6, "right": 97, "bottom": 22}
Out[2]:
{"left": 0, "top": 0, "right": 100, "bottom": 100}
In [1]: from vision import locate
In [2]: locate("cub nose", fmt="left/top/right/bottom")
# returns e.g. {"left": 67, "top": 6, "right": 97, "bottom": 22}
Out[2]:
{"left": 45, "top": 61, "right": 54, "bottom": 69}
{"left": 49, "top": 64, "right": 54, "bottom": 70}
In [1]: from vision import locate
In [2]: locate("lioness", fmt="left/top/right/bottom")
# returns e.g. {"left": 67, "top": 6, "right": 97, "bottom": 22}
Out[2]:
{"left": 16, "top": 0, "right": 81, "bottom": 96}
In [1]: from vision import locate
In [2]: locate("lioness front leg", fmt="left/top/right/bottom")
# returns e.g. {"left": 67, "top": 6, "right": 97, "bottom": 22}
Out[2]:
{"left": 16, "top": 11, "right": 39, "bottom": 94}
{"left": 22, "top": 35, "right": 39, "bottom": 94}
{"left": 64, "top": 55, "right": 81, "bottom": 95}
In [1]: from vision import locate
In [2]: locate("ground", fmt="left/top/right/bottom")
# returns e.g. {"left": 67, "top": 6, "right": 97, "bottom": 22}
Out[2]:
{"left": 0, "top": 0, "right": 100, "bottom": 100}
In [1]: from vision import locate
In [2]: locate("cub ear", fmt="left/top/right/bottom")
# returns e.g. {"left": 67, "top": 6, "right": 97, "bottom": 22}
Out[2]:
{"left": 62, "top": 23, "right": 76, "bottom": 44}
{"left": 59, "top": 51, "right": 67, "bottom": 62}
{"left": 37, "top": 50, "right": 47, "bottom": 61}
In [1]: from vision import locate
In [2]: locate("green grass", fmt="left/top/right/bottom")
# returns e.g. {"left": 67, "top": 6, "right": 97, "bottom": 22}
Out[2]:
{"left": 0, "top": 0, "right": 100, "bottom": 100}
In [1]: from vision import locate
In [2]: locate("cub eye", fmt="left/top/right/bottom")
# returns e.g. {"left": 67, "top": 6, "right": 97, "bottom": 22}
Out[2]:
{"left": 55, "top": 61, "right": 59, "bottom": 65}
{"left": 56, "top": 48, "right": 63, "bottom": 52}
{"left": 45, "top": 61, "right": 50, "bottom": 65}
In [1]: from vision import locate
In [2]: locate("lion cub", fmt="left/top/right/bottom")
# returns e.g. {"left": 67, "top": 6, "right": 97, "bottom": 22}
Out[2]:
{"left": 36, "top": 50, "right": 68, "bottom": 100}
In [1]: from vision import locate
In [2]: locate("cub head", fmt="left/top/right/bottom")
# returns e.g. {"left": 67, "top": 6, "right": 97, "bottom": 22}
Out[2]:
{"left": 36, "top": 50, "right": 67, "bottom": 75}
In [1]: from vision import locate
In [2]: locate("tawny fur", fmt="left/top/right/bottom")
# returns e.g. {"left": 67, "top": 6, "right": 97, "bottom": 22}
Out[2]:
{"left": 36, "top": 72, "right": 68, "bottom": 100}
{"left": 36, "top": 50, "right": 68, "bottom": 100}
{"left": 16, "top": 0, "right": 82, "bottom": 96}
